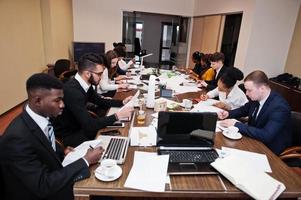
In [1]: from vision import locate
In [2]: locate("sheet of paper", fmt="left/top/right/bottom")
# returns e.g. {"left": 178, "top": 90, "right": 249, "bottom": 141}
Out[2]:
{"left": 124, "top": 151, "right": 169, "bottom": 192}
{"left": 190, "top": 103, "right": 223, "bottom": 113}
{"left": 62, "top": 140, "right": 101, "bottom": 167}
{"left": 129, "top": 126, "right": 157, "bottom": 146}
{"left": 211, "top": 155, "right": 285, "bottom": 200}
{"left": 173, "top": 86, "right": 201, "bottom": 94}
{"left": 221, "top": 147, "right": 272, "bottom": 173}
{"left": 122, "top": 90, "right": 140, "bottom": 108}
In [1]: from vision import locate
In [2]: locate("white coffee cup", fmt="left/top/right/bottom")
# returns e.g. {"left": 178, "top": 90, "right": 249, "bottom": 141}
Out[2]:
{"left": 183, "top": 99, "right": 192, "bottom": 110}
{"left": 100, "top": 159, "right": 117, "bottom": 177}
{"left": 226, "top": 126, "right": 239, "bottom": 135}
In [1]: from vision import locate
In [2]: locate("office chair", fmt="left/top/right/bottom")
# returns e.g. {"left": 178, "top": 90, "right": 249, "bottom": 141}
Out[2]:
{"left": 279, "top": 111, "right": 301, "bottom": 168}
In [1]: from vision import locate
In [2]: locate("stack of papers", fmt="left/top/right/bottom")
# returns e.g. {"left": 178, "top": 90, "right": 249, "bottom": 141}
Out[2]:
{"left": 220, "top": 147, "right": 272, "bottom": 172}
{"left": 129, "top": 126, "right": 157, "bottom": 146}
{"left": 211, "top": 155, "right": 285, "bottom": 200}
{"left": 124, "top": 151, "right": 169, "bottom": 192}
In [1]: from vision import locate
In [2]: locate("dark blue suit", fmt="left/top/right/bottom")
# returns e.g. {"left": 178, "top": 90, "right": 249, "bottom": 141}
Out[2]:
{"left": 229, "top": 91, "right": 292, "bottom": 155}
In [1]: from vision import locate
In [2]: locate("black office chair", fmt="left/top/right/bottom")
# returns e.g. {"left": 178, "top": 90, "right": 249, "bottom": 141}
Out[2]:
{"left": 280, "top": 111, "right": 301, "bottom": 168}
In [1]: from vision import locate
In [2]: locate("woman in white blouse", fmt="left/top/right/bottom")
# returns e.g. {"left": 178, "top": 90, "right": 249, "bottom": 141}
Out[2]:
{"left": 200, "top": 67, "right": 248, "bottom": 110}
{"left": 113, "top": 42, "right": 134, "bottom": 74}
{"left": 97, "top": 50, "right": 128, "bottom": 95}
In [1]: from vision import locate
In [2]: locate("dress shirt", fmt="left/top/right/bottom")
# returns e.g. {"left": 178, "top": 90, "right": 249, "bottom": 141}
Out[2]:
{"left": 25, "top": 104, "right": 51, "bottom": 145}
{"left": 207, "top": 84, "right": 248, "bottom": 109}
{"left": 26, "top": 104, "right": 90, "bottom": 166}
{"left": 256, "top": 90, "right": 270, "bottom": 118}
{"left": 97, "top": 68, "right": 118, "bottom": 94}
{"left": 75, "top": 73, "right": 90, "bottom": 93}
{"left": 215, "top": 65, "right": 222, "bottom": 79}
{"left": 118, "top": 59, "right": 133, "bottom": 71}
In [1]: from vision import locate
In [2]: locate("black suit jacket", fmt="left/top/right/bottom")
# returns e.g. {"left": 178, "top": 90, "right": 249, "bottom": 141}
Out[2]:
{"left": 0, "top": 111, "right": 90, "bottom": 200}
{"left": 206, "top": 65, "right": 228, "bottom": 91}
{"left": 229, "top": 91, "right": 292, "bottom": 155}
{"left": 53, "top": 78, "right": 123, "bottom": 145}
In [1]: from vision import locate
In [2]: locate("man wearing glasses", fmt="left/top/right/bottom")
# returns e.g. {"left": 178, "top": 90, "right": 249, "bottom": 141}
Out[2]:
{"left": 53, "top": 53, "right": 133, "bottom": 147}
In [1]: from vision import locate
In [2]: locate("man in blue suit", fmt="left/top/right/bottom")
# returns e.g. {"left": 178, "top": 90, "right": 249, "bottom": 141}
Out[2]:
{"left": 219, "top": 70, "right": 292, "bottom": 155}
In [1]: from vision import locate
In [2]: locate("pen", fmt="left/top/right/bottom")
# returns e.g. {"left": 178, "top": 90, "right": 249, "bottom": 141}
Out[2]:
{"left": 89, "top": 145, "right": 94, "bottom": 149}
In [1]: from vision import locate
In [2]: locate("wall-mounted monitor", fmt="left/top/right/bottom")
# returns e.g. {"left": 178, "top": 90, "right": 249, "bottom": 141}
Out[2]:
{"left": 73, "top": 42, "right": 105, "bottom": 62}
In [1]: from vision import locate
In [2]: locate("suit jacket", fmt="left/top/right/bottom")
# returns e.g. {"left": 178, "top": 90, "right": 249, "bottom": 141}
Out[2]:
{"left": 54, "top": 78, "right": 123, "bottom": 142}
{"left": 206, "top": 65, "right": 228, "bottom": 91}
{"left": 0, "top": 111, "right": 90, "bottom": 200}
{"left": 229, "top": 91, "right": 292, "bottom": 155}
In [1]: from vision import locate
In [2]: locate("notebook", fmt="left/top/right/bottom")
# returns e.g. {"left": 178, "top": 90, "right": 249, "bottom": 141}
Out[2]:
{"left": 157, "top": 111, "right": 219, "bottom": 175}
{"left": 96, "top": 135, "right": 129, "bottom": 164}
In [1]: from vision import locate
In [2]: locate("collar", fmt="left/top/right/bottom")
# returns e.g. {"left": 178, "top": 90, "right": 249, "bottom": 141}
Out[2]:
{"left": 227, "top": 84, "right": 239, "bottom": 98}
{"left": 25, "top": 104, "right": 49, "bottom": 135}
{"left": 215, "top": 65, "right": 223, "bottom": 77}
{"left": 75, "top": 73, "right": 91, "bottom": 93}
{"left": 259, "top": 90, "right": 271, "bottom": 107}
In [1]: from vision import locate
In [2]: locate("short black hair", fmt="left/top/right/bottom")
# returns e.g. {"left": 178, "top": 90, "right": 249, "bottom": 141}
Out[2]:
{"left": 220, "top": 67, "right": 244, "bottom": 88}
{"left": 210, "top": 52, "right": 225, "bottom": 63}
{"left": 78, "top": 53, "right": 107, "bottom": 72}
{"left": 26, "top": 73, "right": 63, "bottom": 92}
{"left": 192, "top": 51, "right": 204, "bottom": 62}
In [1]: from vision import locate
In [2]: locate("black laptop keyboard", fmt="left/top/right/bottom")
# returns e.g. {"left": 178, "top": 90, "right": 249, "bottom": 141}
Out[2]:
{"left": 160, "top": 150, "right": 218, "bottom": 163}
{"left": 103, "top": 138, "right": 126, "bottom": 160}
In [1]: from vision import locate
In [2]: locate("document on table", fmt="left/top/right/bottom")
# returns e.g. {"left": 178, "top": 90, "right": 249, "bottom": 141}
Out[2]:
{"left": 124, "top": 151, "right": 169, "bottom": 192}
{"left": 62, "top": 140, "right": 101, "bottom": 167}
{"left": 106, "top": 90, "right": 140, "bottom": 121}
{"left": 220, "top": 147, "right": 272, "bottom": 173}
{"left": 211, "top": 155, "right": 285, "bottom": 200}
{"left": 129, "top": 126, "right": 157, "bottom": 146}
{"left": 190, "top": 103, "right": 223, "bottom": 113}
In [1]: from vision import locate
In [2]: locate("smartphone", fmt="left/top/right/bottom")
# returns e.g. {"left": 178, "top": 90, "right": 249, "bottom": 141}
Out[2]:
{"left": 107, "top": 122, "right": 125, "bottom": 128}
{"left": 100, "top": 129, "right": 121, "bottom": 136}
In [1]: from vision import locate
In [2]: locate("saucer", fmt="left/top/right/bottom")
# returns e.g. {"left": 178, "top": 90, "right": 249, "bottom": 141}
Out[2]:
{"left": 95, "top": 165, "right": 122, "bottom": 182}
{"left": 222, "top": 130, "right": 242, "bottom": 140}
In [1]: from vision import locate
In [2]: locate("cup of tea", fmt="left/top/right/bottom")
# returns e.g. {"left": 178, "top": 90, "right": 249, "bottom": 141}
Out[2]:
{"left": 137, "top": 110, "right": 146, "bottom": 124}
{"left": 100, "top": 159, "right": 117, "bottom": 178}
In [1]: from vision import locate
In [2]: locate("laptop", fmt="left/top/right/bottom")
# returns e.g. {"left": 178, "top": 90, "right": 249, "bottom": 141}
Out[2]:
{"left": 157, "top": 111, "right": 219, "bottom": 175}
{"left": 96, "top": 135, "right": 129, "bottom": 164}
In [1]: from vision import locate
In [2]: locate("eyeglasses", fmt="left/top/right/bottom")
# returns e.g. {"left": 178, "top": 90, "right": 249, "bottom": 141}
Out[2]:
{"left": 88, "top": 70, "right": 103, "bottom": 77}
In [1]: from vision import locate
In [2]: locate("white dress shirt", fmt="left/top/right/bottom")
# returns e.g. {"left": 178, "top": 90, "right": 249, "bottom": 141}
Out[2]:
{"left": 75, "top": 73, "right": 91, "bottom": 93}
{"left": 256, "top": 90, "right": 270, "bottom": 118}
{"left": 118, "top": 59, "right": 133, "bottom": 71}
{"left": 207, "top": 84, "right": 248, "bottom": 110}
{"left": 25, "top": 105, "right": 56, "bottom": 151}
{"left": 97, "top": 68, "right": 118, "bottom": 94}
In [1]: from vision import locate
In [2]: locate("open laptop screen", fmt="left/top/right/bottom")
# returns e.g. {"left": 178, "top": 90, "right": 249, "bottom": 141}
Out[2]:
{"left": 157, "top": 111, "right": 217, "bottom": 146}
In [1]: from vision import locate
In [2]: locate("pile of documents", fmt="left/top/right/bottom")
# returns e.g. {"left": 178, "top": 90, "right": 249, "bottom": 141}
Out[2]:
{"left": 211, "top": 153, "right": 285, "bottom": 200}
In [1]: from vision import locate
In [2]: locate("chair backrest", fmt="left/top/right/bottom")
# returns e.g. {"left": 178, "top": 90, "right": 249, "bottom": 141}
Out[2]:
{"left": 54, "top": 59, "right": 71, "bottom": 78}
{"left": 291, "top": 111, "right": 301, "bottom": 146}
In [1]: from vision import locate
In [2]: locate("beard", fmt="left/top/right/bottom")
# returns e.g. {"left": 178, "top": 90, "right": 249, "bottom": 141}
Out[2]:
{"left": 88, "top": 74, "right": 99, "bottom": 86}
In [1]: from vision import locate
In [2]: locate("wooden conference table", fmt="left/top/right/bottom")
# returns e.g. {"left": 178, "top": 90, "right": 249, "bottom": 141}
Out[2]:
{"left": 74, "top": 89, "right": 301, "bottom": 200}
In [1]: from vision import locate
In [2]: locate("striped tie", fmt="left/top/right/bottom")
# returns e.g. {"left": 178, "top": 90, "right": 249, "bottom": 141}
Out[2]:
{"left": 47, "top": 122, "right": 56, "bottom": 151}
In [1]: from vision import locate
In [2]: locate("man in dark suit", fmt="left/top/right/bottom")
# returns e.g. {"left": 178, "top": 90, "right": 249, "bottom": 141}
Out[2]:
{"left": 0, "top": 73, "right": 103, "bottom": 200}
{"left": 219, "top": 70, "right": 292, "bottom": 155}
{"left": 54, "top": 53, "right": 134, "bottom": 147}
{"left": 199, "top": 52, "right": 228, "bottom": 90}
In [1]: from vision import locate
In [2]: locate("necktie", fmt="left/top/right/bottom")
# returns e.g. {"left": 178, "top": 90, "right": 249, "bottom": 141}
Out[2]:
{"left": 251, "top": 102, "right": 260, "bottom": 125}
{"left": 47, "top": 122, "right": 56, "bottom": 151}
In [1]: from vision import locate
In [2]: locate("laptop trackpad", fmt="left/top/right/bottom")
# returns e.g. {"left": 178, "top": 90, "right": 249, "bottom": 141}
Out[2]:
{"left": 179, "top": 163, "right": 197, "bottom": 171}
